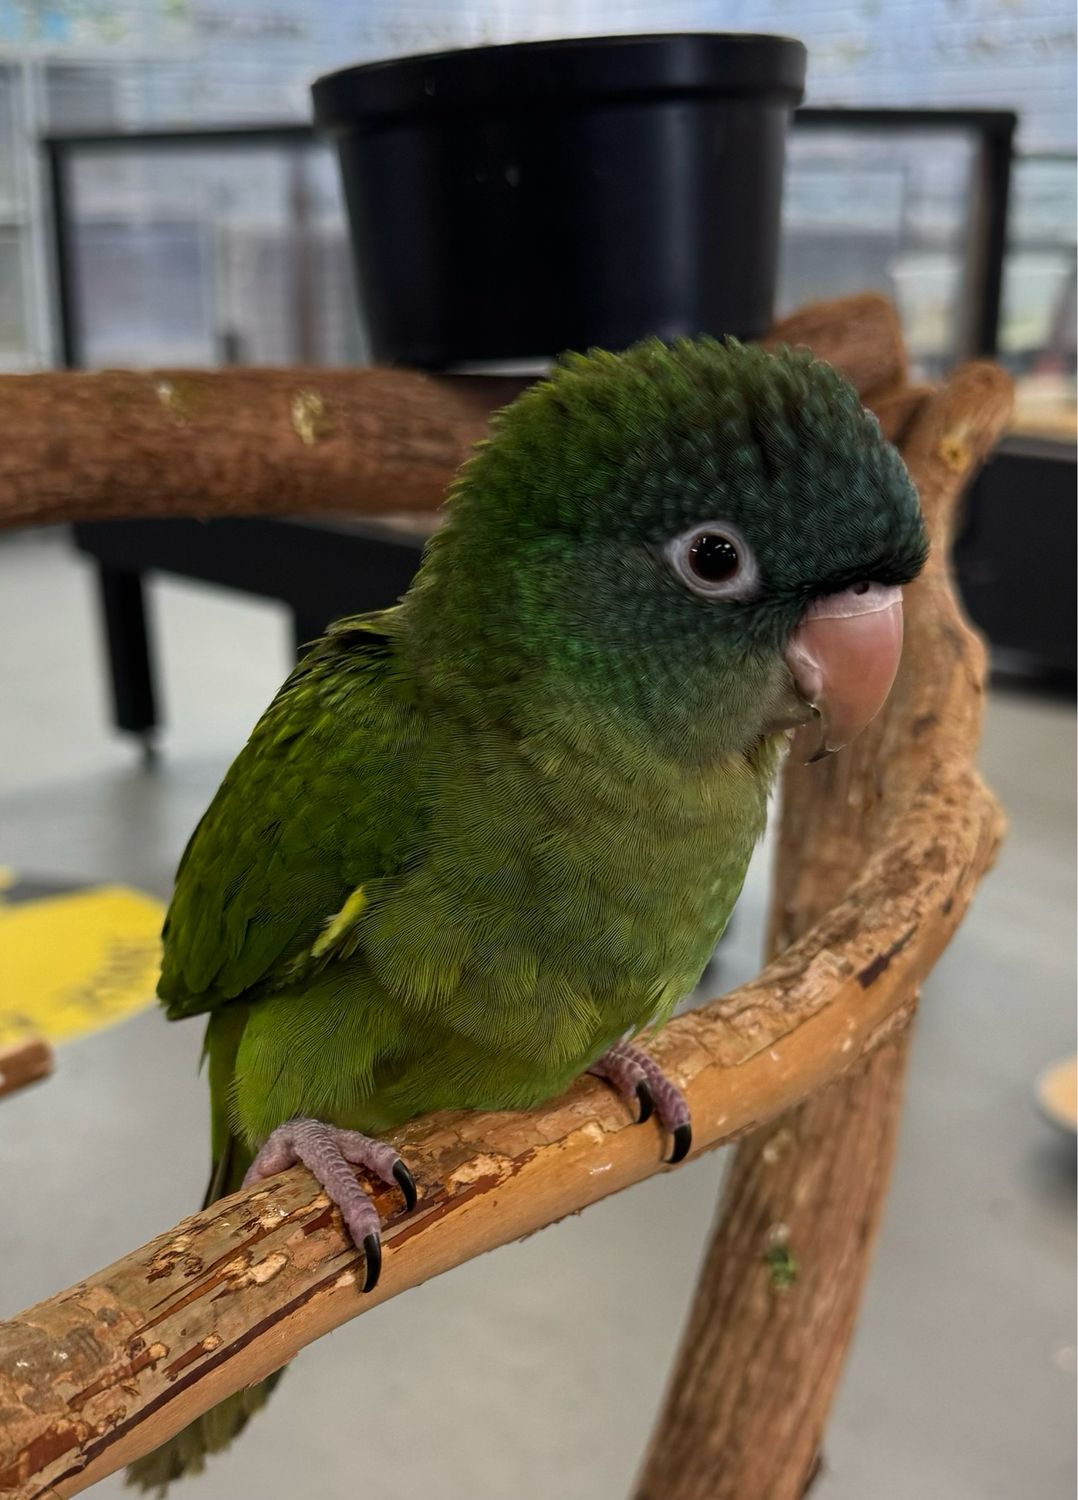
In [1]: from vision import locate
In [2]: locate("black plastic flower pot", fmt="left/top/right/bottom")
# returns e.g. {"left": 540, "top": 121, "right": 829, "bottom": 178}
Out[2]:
{"left": 312, "top": 33, "right": 806, "bottom": 370}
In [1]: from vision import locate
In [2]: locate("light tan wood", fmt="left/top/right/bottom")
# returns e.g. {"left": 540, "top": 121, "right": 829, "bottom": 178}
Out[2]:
{"left": 0, "top": 1038, "right": 53, "bottom": 1099}
{"left": 634, "top": 354, "right": 1013, "bottom": 1500}
{"left": 0, "top": 296, "right": 1008, "bottom": 1499}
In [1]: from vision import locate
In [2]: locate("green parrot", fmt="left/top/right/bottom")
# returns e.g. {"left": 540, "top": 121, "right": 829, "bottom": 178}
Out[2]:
{"left": 127, "top": 337, "right": 926, "bottom": 1490}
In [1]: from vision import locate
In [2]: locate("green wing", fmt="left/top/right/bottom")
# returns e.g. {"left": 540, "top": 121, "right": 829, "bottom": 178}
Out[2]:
{"left": 158, "top": 612, "right": 427, "bottom": 1020}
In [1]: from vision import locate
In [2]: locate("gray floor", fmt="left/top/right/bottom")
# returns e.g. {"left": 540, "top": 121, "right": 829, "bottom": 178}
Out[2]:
{"left": 1, "top": 530, "right": 1074, "bottom": 1500}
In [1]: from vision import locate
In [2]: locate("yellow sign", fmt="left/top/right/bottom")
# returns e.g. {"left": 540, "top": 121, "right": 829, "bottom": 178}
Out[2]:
{"left": 0, "top": 883, "right": 163, "bottom": 1048}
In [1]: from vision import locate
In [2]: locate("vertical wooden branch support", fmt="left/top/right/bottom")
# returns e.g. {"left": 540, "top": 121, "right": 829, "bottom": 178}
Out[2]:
{"left": 635, "top": 357, "right": 1013, "bottom": 1500}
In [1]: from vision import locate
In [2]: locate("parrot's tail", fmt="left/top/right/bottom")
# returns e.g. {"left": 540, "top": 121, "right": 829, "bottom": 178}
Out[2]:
{"left": 125, "top": 1128, "right": 285, "bottom": 1493}
{"left": 124, "top": 1374, "right": 283, "bottom": 1493}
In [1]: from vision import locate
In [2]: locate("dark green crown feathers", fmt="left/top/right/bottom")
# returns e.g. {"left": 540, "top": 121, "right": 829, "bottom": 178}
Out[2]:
{"left": 461, "top": 337, "right": 925, "bottom": 582}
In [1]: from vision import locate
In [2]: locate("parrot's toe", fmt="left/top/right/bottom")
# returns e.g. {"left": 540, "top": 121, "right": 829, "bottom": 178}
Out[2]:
{"left": 588, "top": 1041, "right": 693, "bottom": 1164}
{"left": 361, "top": 1233, "right": 382, "bottom": 1293}
{"left": 667, "top": 1121, "right": 693, "bottom": 1165}
{"left": 244, "top": 1117, "right": 419, "bottom": 1292}
{"left": 392, "top": 1160, "right": 418, "bottom": 1212}
{"left": 634, "top": 1080, "right": 656, "bottom": 1125}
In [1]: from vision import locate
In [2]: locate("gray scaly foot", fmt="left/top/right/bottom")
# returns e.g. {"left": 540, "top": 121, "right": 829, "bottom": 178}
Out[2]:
{"left": 243, "top": 1117, "right": 417, "bottom": 1291}
{"left": 589, "top": 1041, "right": 693, "bottom": 1164}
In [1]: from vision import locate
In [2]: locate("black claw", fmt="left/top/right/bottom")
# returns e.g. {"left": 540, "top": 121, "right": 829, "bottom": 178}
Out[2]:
{"left": 361, "top": 1232, "right": 382, "bottom": 1293}
{"left": 393, "top": 1160, "right": 418, "bottom": 1212}
{"left": 666, "top": 1122, "right": 693, "bottom": 1165}
{"left": 634, "top": 1080, "right": 655, "bottom": 1124}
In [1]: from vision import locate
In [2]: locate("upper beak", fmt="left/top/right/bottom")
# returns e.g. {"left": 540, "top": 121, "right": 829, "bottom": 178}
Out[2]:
{"left": 783, "top": 583, "right": 904, "bottom": 761}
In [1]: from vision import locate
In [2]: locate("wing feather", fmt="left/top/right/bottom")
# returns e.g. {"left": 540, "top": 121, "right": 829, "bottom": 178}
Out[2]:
{"left": 158, "top": 612, "right": 427, "bottom": 1019}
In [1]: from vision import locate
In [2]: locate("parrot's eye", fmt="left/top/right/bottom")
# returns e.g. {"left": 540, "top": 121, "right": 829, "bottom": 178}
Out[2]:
{"left": 689, "top": 534, "right": 739, "bottom": 582}
{"left": 667, "top": 523, "right": 759, "bottom": 601}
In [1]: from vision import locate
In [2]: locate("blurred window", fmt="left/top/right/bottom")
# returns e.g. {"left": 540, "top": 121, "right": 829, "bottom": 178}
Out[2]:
{"left": 0, "top": 227, "right": 30, "bottom": 360}
{"left": 779, "top": 129, "right": 981, "bottom": 380}
{"left": 0, "top": 64, "right": 19, "bottom": 216}
{"left": 999, "top": 154, "right": 1077, "bottom": 439}
{"left": 60, "top": 142, "right": 362, "bottom": 368}
{"left": 0, "top": 66, "right": 29, "bottom": 370}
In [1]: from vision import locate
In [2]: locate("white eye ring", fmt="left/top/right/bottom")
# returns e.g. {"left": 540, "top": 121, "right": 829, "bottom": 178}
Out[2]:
{"left": 666, "top": 522, "right": 759, "bottom": 601}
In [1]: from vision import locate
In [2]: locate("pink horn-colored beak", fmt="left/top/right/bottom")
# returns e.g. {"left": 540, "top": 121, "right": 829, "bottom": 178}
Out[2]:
{"left": 784, "top": 583, "right": 904, "bottom": 760}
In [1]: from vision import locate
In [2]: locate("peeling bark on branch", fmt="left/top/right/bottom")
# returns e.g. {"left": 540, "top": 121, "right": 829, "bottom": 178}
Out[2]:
{"left": 0, "top": 297, "right": 1008, "bottom": 1499}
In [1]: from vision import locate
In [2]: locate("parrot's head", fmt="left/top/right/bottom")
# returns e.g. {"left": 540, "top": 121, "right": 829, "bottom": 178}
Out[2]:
{"left": 406, "top": 337, "right": 928, "bottom": 764}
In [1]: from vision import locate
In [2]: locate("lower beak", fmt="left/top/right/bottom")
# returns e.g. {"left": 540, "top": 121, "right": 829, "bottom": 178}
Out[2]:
{"left": 783, "top": 583, "right": 904, "bottom": 760}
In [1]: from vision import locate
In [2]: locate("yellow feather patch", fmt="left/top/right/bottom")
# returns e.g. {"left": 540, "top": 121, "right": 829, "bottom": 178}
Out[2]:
{"left": 311, "top": 886, "right": 368, "bottom": 960}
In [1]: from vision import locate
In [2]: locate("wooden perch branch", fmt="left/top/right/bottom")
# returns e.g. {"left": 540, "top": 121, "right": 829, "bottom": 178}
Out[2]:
{"left": 1, "top": 294, "right": 903, "bottom": 533}
{"left": 0, "top": 368, "right": 524, "bottom": 531}
{"left": 0, "top": 295, "right": 1009, "bottom": 1499}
